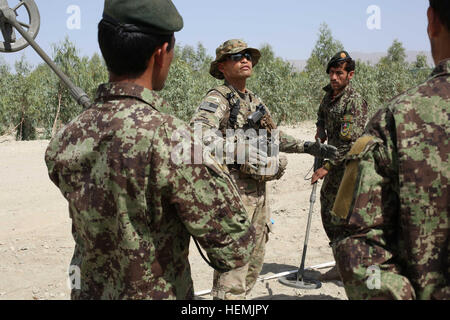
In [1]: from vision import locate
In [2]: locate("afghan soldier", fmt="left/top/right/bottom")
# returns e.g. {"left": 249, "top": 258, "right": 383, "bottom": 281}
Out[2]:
{"left": 332, "top": 0, "right": 449, "bottom": 300}
{"left": 190, "top": 39, "right": 338, "bottom": 300}
{"left": 45, "top": 1, "right": 256, "bottom": 300}
{"left": 311, "top": 51, "right": 369, "bottom": 281}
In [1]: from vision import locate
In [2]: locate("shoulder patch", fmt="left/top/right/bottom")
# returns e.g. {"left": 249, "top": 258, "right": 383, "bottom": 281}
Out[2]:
{"left": 199, "top": 102, "right": 219, "bottom": 113}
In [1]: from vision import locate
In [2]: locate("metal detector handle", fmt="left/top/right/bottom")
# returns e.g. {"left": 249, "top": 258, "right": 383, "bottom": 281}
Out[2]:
{"left": 313, "top": 139, "right": 324, "bottom": 174}
{"left": 0, "top": 2, "right": 91, "bottom": 109}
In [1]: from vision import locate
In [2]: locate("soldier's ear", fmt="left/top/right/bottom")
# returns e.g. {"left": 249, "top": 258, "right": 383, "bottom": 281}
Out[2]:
{"left": 154, "top": 42, "right": 172, "bottom": 68}
{"left": 348, "top": 70, "right": 355, "bottom": 80}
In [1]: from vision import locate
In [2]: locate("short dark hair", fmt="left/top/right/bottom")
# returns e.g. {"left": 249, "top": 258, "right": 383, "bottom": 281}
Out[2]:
{"left": 430, "top": 0, "right": 450, "bottom": 31}
{"left": 98, "top": 20, "right": 174, "bottom": 78}
{"left": 329, "top": 59, "right": 356, "bottom": 73}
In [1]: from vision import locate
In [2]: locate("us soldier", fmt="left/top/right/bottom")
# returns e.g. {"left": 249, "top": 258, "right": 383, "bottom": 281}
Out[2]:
{"left": 45, "top": 1, "right": 256, "bottom": 300}
{"left": 311, "top": 51, "right": 369, "bottom": 281}
{"left": 190, "top": 39, "right": 338, "bottom": 300}
{"left": 332, "top": 0, "right": 449, "bottom": 300}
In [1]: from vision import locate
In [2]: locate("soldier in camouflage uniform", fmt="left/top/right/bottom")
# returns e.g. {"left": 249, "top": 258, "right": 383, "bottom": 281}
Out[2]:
{"left": 311, "top": 51, "right": 369, "bottom": 281}
{"left": 45, "top": 0, "right": 256, "bottom": 300}
{"left": 331, "top": 0, "right": 449, "bottom": 300}
{"left": 190, "top": 39, "right": 338, "bottom": 299}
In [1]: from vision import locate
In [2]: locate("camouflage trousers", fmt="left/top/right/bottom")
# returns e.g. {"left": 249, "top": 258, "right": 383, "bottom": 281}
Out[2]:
{"left": 320, "top": 166, "right": 347, "bottom": 244}
{"left": 211, "top": 173, "right": 270, "bottom": 300}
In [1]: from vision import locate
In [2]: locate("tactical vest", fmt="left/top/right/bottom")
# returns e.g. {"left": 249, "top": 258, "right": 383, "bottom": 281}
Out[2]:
{"left": 208, "top": 84, "right": 259, "bottom": 134}
{"left": 208, "top": 85, "right": 284, "bottom": 182}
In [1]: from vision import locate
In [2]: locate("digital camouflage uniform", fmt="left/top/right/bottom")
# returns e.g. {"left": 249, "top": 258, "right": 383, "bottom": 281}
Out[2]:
{"left": 332, "top": 59, "right": 450, "bottom": 300}
{"left": 45, "top": 83, "right": 256, "bottom": 300}
{"left": 191, "top": 82, "right": 308, "bottom": 299}
{"left": 316, "top": 84, "right": 368, "bottom": 243}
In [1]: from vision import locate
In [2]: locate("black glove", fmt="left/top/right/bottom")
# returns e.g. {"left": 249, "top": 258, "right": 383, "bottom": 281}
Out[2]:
{"left": 304, "top": 141, "right": 338, "bottom": 160}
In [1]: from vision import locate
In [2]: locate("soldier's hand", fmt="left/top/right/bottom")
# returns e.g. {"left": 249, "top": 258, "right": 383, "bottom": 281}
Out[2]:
{"left": 247, "top": 142, "right": 268, "bottom": 170}
{"left": 312, "top": 167, "right": 329, "bottom": 184}
{"left": 304, "top": 141, "right": 338, "bottom": 160}
{"left": 236, "top": 140, "right": 268, "bottom": 170}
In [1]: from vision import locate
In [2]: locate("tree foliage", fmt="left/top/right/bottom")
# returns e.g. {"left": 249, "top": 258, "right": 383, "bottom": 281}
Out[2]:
{"left": 0, "top": 29, "right": 431, "bottom": 141}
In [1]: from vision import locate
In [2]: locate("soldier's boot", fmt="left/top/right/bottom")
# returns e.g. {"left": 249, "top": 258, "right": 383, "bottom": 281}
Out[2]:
{"left": 319, "top": 265, "right": 342, "bottom": 282}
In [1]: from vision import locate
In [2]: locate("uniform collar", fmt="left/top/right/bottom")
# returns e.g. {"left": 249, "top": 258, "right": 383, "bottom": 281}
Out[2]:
{"left": 95, "top": 82, "right": 166, "bottom": 111}
{"left": 323, "top": 83, "right": 353, "bottom": 102}
{"left": 224, "top": 80, "right": 253, "bottom": 97}
{"left": 430, "top": 58, "right": 450, "bottom": 79}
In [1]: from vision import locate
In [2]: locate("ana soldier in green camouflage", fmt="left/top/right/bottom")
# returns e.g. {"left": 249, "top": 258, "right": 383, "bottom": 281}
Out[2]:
{"left": 190, "top": 39, "right": 338, "bottom": 300}
{"left": 332, "top": 0, "right": 450, "bottom": 300}
{"left": 45, "top": 0, "right": 256, "bottom": 300}
{"left": 311, "top": 51, "right": 369, "bottom": 281}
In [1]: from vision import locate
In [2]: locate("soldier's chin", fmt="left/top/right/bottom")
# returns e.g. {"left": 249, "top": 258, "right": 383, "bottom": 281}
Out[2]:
{"left": 241, "top": 70, "right": 252, "bottom": 78}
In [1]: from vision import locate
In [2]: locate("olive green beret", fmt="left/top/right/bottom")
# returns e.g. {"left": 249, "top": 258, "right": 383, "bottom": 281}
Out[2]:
{"left": 103, "top": 0, "right": 183, "bottom": 35}
{"left": 327, "top": 51, "right": 352, "bottom": 74}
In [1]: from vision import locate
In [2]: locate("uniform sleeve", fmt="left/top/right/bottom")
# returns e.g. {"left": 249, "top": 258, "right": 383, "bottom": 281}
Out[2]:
{"left": 190, "top": 91, "right": 228, "bottom": 131}
{"left": 151, "top": 119, "right": 255, "bottom": 272}
{"left": 316, "top": 99, "right": 326, "bottom": 132}
{"left": 278, "top": 130, "right": 306, "bottom": 154}
{"left": 331, "top": 108, "right": 415, "bottom": 300}
{"left": 190, "top": 92, "right": 232, "bottom": 162}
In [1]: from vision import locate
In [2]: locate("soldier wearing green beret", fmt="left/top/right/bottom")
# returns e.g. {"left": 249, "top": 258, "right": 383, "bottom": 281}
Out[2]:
{"left": 45, "top": 1, "right": 257, "bottom": 300}
{"left": 311, "top": 50, "right": 369, "bottom": 281}
{"left": 190, "top": 39, "right": 338, "bottom": 300}
{"left": 332, "top": 0, "right": 450, "bottom": 300}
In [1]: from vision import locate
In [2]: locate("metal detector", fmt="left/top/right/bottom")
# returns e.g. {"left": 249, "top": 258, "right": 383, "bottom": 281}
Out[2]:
{"left": 279, "top": 152, "right": 323, "bottom": 290}
{"left": 0, "top": 0, "right": 91, "bottom": 108}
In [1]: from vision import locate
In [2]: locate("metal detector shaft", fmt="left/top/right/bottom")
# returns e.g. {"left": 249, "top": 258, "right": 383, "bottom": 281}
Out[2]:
{"left": 1, "top": 4, "right": 91, "bottom": 109}
{"left": 296, "top": 179, "right": 318, "bottom": 281}
{"left": 296, "top": 144, "right": 323, "bottom": 281}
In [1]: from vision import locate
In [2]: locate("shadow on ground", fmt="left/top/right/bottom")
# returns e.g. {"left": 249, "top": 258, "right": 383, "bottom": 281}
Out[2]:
{"left": 260, "top": 263, "right": 322, "bottom": 280}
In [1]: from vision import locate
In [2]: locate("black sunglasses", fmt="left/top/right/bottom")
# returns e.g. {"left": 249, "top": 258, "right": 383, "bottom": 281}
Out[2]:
{"left": 228, "top": 52, "right": 253, "bottom": 62}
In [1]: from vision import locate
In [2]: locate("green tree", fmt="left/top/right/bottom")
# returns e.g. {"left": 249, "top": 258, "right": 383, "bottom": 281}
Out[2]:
{"left": 249, "top": 44, "right": 310, "bottom": 124}
{"left": 303, "top": 23, "right": 345, "bottom": 114}
{"left": 305, "top": 23, "right": 344, "bottom": 72}
{"left": 376, "top": 39, "right": 414, "bottom": 106}
{"left": 380, "top": 39, "right": 407, "bottom": 65}
{"left": 1, "top": 30, "right": 433, "bottom": 141}
{"left": 11, "top": 56, "right": 39, "bottom": 140}
{"left": 413, "top": 54, "right": 429, "bottom": 69}
{"left": 0, "top": 58, "right": 13, "bottom": 136}
{"left": 39, "top": 37, "right": 108, "bottom": 138}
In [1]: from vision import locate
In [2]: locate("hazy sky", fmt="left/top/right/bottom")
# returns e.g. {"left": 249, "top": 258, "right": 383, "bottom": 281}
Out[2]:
{"left": 0, "top": 0, "right": 431, "bottom": 67}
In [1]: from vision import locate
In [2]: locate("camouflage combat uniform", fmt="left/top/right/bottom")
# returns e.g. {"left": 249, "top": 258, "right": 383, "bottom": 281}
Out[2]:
{"left": 45, "top": 82, "right": 256, "bottom": 300}
{"left": 191, "top": 82, "right": 308, "bottom": 299}
{"left": 332, "top": 59, "right": 450, "bottom": 300}
{"left": 316, "top": 84, "right": 368, "bottom": 243}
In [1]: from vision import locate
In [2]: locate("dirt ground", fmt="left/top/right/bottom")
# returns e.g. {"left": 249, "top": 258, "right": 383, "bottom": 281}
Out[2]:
{"left": 0, "top": 121, "right": 347, "bottom": 300}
